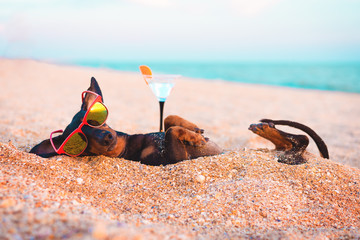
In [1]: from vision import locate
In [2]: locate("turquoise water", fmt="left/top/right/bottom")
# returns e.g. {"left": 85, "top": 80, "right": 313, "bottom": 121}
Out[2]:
{"left": 74, "top": 61, "right": 360, "bottom": 93}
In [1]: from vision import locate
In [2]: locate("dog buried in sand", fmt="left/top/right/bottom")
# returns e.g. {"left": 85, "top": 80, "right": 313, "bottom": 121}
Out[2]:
{"left": 30, "top": 77, "right": 329, "bottom": 165}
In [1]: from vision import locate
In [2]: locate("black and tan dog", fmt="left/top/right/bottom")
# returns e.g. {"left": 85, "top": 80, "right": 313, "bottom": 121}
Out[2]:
{"left": 31, "top": 78, "right": 329, "bottom": 165}
{"left": 30, "top": 78, "right": 222, "bottom": 165}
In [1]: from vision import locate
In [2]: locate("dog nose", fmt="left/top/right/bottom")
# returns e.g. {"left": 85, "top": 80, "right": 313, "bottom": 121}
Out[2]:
{"left": 103, "top": 132, "right": 113, "bottom": 146}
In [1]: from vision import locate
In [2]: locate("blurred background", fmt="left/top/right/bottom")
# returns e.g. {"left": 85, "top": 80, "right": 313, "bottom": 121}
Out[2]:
{"left": 1, "top": 0, "right": 360, "bottom": 92}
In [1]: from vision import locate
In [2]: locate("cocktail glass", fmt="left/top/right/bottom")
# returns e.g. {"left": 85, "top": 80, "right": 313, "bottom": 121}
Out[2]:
{"left": 143, "top": 74, "right": 180, "bottom": 132}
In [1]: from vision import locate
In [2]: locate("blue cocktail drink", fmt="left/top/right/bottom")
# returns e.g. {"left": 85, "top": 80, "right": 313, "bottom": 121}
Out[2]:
{"left": 143, "top": 74, "right": 179, "bottom": 132}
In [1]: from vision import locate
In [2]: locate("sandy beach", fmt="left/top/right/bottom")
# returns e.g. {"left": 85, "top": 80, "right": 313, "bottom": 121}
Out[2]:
{"left": 1, "top": 59, "right": 360, "bottom": 239}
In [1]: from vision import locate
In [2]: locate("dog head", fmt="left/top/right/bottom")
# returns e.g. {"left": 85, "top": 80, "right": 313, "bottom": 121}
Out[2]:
{"left": 30, "top": 78, "right": 124, "bottom": 158}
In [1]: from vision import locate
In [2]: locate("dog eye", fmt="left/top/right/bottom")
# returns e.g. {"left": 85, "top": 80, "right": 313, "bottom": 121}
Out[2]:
{"left": 88, "top": 119, "right": 100, "bottom": 126}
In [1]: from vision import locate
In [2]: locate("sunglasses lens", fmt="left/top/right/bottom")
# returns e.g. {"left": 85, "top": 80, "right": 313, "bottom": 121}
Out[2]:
{"left": 86, "top": 102, "right": 108, "bottom": 126}
{"left": 63, "top": 132, "right": 87, "bottom": 156}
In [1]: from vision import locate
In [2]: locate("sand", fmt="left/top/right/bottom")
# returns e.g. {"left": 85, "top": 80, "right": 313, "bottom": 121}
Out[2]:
{"left": 1, "top": 58, "right": 360, "bottom": 239}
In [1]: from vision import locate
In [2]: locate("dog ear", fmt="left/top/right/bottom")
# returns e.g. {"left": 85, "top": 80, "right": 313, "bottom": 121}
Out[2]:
{"left": 29, "top": 135, "right": 63, "bottom": 158}
{"left": 81, "top": 77, "right": 104, "bottom": 111}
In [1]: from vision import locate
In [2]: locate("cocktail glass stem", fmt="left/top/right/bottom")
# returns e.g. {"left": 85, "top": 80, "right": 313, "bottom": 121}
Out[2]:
{"left": 159, "top": 101, "right": 165, "bottom": 132}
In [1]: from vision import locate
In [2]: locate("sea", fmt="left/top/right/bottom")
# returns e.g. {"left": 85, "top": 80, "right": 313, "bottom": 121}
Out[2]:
{"left": 73, "top": 61, "right": 360, "bottom": 93}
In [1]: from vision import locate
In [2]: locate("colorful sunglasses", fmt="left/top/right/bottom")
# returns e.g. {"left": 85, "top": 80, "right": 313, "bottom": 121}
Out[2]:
{"left": 50, "top": 91, "right": 109, "bottom": 157}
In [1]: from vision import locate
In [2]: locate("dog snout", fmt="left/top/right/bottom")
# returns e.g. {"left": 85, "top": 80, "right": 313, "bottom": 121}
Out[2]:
{"left": 91, "top": 130, "right": 114, "bottom": 146}
{"left": 103, "top": 131, "right": 114, "bottom": 146}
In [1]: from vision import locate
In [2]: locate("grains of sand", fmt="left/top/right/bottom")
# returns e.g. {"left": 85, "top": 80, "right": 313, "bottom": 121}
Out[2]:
{"left": 1, "top": 59, "right": 360, "bottom": 239}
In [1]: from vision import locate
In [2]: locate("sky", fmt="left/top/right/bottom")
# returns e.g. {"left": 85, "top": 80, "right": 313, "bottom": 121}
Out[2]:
{"left": 0, "top": 0, "right": 360, "bottom": 62}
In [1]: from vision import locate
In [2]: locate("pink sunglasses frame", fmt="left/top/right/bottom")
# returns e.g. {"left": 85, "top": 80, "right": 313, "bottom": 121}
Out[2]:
{"left": 50, "top": 90, "right": 109, "bottom": 157}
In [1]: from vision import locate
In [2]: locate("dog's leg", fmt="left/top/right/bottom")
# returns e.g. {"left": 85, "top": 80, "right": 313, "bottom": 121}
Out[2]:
{"left": 249, "top": 123, "right": 309, "bottom": 165}
{"left": 164, "top": 115, "right": 204, "bottom": 134}
{"left": 164, "top": 126, "right": 222, "bottom": 163}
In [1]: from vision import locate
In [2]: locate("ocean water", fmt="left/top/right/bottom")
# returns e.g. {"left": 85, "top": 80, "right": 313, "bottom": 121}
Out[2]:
{"left": 74, "top": 61, "right": 360, "bottom": 93}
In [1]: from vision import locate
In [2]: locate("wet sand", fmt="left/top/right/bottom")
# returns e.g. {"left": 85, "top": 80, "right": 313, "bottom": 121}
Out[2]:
{"left": 1, "top": 59, "right": 360, "bottom": 239}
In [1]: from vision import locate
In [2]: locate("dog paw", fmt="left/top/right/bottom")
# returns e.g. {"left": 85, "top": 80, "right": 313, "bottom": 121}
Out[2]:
{"left": 182, "top": 134, "right": 207, "bottom": 147}
{"left": 248, "top": 122, "right": 274, "bottom": 133}
{"left": 194, "top": 128, "right": 204, "bottom": 134}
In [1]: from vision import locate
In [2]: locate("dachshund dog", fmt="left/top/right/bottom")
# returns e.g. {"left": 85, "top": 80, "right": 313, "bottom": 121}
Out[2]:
{"left": 30, "top": 78, "right": 329, "bottom": 165}
{"left": 30, "top": 78, "right": 222, "bottom": 165}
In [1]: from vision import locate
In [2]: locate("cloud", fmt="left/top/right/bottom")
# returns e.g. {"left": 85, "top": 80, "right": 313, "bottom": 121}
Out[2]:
{"left": 231, "top": 0, "right": 283, "bottom": 17}
{"left": 127, "top": 0, "right": 173, "bottom": 7}
{"left": 1, "top": 15, "right": 30, "bottom": 42}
